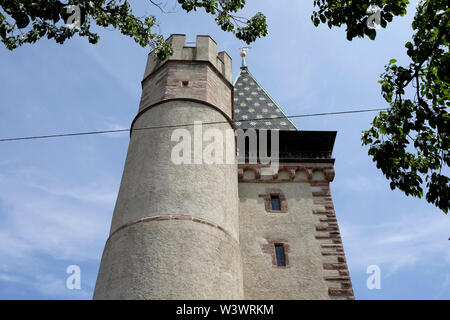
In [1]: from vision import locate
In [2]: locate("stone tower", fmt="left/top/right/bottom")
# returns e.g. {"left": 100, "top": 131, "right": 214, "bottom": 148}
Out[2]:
{"left": 94, "top": 34, "right": 354, "bottom": 300}
{"left": 94, "top": 34, "right": 243, "bottom": 299}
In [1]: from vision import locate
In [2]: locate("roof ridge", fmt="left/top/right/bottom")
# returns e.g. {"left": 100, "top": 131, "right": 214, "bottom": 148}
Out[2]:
{"left": 243, "top": 68, "right": 299, "bottom": 130}
{"left": 233, "top": 67, "right": 299, "bottom": 130}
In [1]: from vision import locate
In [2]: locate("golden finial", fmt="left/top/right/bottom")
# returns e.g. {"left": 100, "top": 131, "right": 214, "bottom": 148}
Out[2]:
{"left": 239, "top": 47, "right": 251, "bottom": 68}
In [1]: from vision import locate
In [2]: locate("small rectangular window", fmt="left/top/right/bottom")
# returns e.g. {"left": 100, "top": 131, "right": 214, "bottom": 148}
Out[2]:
{"left": 270, "top": 195, "right": 281, "bottom": 211}
{"left": 275, "top": 244, "right": 286, "bottom": 267}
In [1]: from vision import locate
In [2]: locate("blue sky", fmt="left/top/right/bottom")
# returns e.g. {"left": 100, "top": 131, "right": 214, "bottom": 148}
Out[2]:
{"left": 0, "top": 1, "right": 448, "bottom": 300}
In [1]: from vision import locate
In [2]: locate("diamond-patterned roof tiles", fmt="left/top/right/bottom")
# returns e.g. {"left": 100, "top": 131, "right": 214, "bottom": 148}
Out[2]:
{"left": 233, "top": 67, "right": 298, "bottom": 130}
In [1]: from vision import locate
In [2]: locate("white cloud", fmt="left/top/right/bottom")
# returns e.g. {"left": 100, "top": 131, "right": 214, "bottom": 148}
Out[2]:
{"left": 30, "top": 273, "right": 92, "bottom": 299}
{"left": 97, "top": 121, "right": 130, "bottom": 139}
{"left": 81, "top": 42, "right": 140, "bottom": 98}
{"left": 0, "top": 166, "right": 115, "bottom": 297}
{"left": 0, "top": 169, "right": 114, "bottom": 261}
{"left": 342, "top": 212, "right": 450, "bottom": 276}
{"left": 0, "top": 273, "right": 24, "bottom": 283}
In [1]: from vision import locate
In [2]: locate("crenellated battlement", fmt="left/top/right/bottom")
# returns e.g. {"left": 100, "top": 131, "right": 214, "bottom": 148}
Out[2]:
{"left": 138, "top": 34, "right": 233, "bottom": 118}
{"left": 143, "top": 34, "right": 232, "bottom": 84}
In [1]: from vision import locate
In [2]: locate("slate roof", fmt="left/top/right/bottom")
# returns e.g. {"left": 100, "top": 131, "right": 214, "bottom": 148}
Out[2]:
{"left": 233, "top": 67, "right": 298, "bottom": 130}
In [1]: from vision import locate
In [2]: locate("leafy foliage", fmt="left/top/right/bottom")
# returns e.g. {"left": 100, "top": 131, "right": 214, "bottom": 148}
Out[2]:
{"left": 312, "top": 1, "right": 449, "bottom": 213}
{"left": 0, "top": 0, "right": 267, "bottom": 59}
{"left": 178, "top": 0, "right": 267, "bottom": 44}
{"left": 311, "top": 0, "right": 409, "bottom": 40}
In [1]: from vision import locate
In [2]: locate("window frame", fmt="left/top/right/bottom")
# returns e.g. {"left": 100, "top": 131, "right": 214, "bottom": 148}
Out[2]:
{"left": 270, "top": 194, "right": 281, "bottom": 211}
{"left": 274, "top": 243, "right": 286, "bottom": 267}
{"left": 259, "top": 188, "right": 288, "bottom": 213}
{"left": 261, "top": 239, "right": 290, "bottom": 268}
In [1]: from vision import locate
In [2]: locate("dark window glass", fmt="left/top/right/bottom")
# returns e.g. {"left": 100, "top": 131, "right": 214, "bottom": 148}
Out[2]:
{"left": 270, "top": 195, "right": 281, "bottom": 211}
{"left": 275, "top": 244, "right": 286, "bottom": 267}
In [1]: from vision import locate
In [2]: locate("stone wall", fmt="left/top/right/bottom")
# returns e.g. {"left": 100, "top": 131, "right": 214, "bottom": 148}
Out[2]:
{"left": 238, "top": 163, "right": 354, "bottom": 300}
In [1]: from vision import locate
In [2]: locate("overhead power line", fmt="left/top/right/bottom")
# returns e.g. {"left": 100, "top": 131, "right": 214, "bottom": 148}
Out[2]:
{"left": 0, "top": 108, "right": 388, "bottom": 142}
